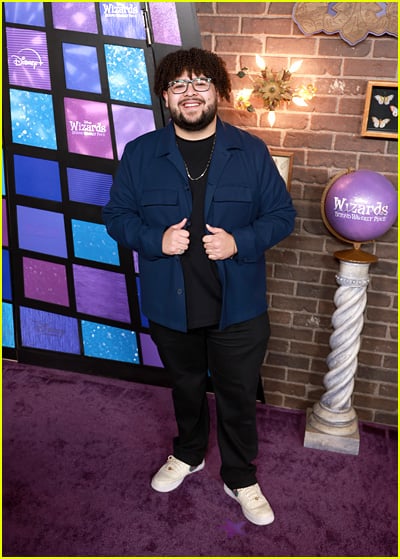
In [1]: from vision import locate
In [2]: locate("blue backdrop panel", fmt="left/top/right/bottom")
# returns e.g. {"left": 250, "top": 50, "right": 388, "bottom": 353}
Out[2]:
{"left": 81, "top": 321, "right": 139, "bottom": 363}
{"left": 14, "top": 154, "right": 62, "bottom": 201}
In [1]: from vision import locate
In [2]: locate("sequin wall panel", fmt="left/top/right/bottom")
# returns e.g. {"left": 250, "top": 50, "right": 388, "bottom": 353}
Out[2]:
{"left": 1, "top": 1, "right": 199, "bottom": 378}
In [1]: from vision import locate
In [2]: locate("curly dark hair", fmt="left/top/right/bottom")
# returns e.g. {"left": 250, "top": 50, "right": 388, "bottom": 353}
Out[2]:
{"left": 154, "top": 47, "right": 231, "bottom": 102}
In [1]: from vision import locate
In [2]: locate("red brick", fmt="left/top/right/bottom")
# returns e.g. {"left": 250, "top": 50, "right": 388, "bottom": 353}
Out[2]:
{"left": 373, "top": 40, "right": 398, "bottom": 59}
{"left": 197, "top": 15, "right": 239, "bottom": 34}
{"left": 344, "top": 58, "right": 398, "bottom": 78}
{"left": 266, "top": 36, "right": 317, "bottom": 56}
{"left": 242, "top": 17, "right": 292, "bottom": 36}
{"left": 215, "top": 35, "right": 263, "bottom": 53}
{"left": 217, "top": 2, "right": 267, "bottom": 15}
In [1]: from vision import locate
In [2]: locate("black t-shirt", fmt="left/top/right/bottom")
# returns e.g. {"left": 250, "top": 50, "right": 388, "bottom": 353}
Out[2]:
{"left": 176, "top": 134, "right": 222, "bottom": 329}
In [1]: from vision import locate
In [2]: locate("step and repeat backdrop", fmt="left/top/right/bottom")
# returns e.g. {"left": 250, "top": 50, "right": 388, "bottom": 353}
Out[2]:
{"left": 3, "top": 2, "right": 200, "bottom": 384}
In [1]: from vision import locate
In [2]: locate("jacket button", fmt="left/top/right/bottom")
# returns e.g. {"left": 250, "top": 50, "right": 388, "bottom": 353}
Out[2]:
{"left": 177, "top": 288, "right": 183, "bottom": 295}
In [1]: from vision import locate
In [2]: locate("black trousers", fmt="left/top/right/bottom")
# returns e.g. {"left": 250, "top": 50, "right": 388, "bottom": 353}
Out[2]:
{"left": 149, "top": 312, "right": 270, "bottom": 489}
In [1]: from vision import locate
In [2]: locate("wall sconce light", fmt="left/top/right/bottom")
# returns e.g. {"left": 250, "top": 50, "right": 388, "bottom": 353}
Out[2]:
{"left": 235, "top": 56, "right": 316, "bottom": 127}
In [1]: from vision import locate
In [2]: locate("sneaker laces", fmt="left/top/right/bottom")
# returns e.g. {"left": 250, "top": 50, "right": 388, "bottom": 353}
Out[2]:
{"left": 163, "top": 455, "right": 189, "bottom": 474}
{"left": 236, "top": 484, "right": 266, "bottom": 509}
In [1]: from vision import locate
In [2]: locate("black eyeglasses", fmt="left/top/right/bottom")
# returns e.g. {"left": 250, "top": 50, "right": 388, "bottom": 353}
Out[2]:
{"left": 167, "top": 77, "right": 213, "bottom": 95}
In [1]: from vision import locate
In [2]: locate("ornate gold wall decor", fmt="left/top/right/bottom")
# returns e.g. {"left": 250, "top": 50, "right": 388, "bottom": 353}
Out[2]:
{"left": 293, "top": 2, "right": 398, "bottom": 46}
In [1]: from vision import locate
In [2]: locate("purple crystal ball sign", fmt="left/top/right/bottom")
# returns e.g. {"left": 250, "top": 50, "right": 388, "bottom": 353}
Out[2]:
{"left": 64, "top": 97, "right": 113, "bottom": 159}
{"left": 324, "top": 169, "right": 397, "bottom": 242}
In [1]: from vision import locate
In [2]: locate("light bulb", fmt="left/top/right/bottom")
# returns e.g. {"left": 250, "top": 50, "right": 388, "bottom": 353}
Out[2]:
{"left": 256, "top": 55, "right": 266, "bottom": 70}
{"left": 267, "top": 110, "right": 276, "bottom": 127}
{"left": 292, "top": 96, "right": 308, "bottom": 107}
{"left": 288, "top": 59, "right": 303, "bottom": 73}
{"left": 237, "top": 88, "right": 253, "bottom": 102}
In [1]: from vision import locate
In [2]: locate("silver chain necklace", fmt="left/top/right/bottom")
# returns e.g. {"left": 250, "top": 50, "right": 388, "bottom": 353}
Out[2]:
{"left": 183, "top": 134, "right": 216, "bottom": 181}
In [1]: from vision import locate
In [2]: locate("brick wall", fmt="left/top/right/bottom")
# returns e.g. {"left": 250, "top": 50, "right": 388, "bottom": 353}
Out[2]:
{"left": 196, "top": 2, "right": 398, "bottom": 426}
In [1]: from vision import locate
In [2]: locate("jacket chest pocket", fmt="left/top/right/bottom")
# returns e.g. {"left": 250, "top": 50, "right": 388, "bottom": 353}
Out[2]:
{"left": 210, "top": 186, "right": 253, "bottom": 227}
{"left": 141, "top": 189, "right": 181, "bottom": 226}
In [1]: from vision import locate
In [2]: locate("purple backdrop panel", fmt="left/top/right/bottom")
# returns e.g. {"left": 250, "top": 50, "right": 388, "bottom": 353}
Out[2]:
{"left": 112, "top": 105, "right": 155, "bottom": 160}
{"left": 20, "top": 306, "right": 80, "bottom": 354}
{"left": 67, "top": 167, "right": 112, "bottom": 206}
{"left": 140, "top": 332, "right": 163, "bottom": 368}
{"left": 23, "top": 257, "right": 69, "bottom": 307}
{"left": 4, "top": 3, "right": 45, "bottom": 27}
{"left": 65, "top": 97, "right": 113, "bottom": 159}
{"left": 52, "top": 3, "right": 98, "bottom": 34}
{"left": 3, "top": 199, "right": 8, "bottom": 247}
{"left": 99, "top": 2, "right": 145, "bottom": 39}
{"left": 17, "top": 206, "right": 67, "bottom": 258}
{"left": 6, "top": 27, "right": 51, "bottom": 90}
{"left": 149, "top": 3, "right": 182, "bottom": 46}
{"left": 73, "top": 264, "right": 131, "bottom": 323}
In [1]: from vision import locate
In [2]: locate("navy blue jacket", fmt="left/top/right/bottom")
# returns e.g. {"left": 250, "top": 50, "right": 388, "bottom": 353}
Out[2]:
{"left": 103, "top": 118, "right": 296, "bottom": 331}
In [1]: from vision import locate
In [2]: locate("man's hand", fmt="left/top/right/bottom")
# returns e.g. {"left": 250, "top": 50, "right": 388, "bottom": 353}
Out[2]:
{"left": 162, "top": 218, "right": 190, "bottom": 256}
{"left": 202, "top": 224, "right": 237, "bottom": 260}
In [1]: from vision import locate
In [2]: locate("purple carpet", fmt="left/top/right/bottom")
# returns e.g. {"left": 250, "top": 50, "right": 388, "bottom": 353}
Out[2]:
{"left": 3, "top": 360, "right": 397, "bottom": 557}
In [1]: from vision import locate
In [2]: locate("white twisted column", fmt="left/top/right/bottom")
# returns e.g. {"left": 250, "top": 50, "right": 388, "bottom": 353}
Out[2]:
{"left": 304, "top": 251, "right": 376, "bottom": 454}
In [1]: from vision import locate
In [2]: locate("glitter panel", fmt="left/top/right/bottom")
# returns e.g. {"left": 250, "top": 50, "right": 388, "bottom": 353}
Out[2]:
{"left": 81, "top": 320, "right": 140, "bottom": 363}
{"left": 2, "top": 303, "right": 15, "bottom": 348}
{"left": 4, "top": 3, "right": 45, "bottom": 27}
{"left": 149, "top": 3, "right": 182, "bottom": 46}
{"left": 17, "top": 206, "right": 67, "bottom": 258}
{"left": 6, "top": 27, "right": 51, "bottom": 90}
{"left": 14, "top": 154, "right": 61, "bottom": 201}
{"left": 52, "top": 3, "right": 98, "bottom": 34}
{"left": 105, "top": 44, "right": 151, "bottom": 105}
{"left": 73, "top": 264, "right": 130, "bottom": 323}
{"left": 140, "top": 332, "right": 163, "bottom": 368}
{"left": 3, "top": 249, "right": 12, "bottom": 301}
{"left": 67, "top": 167, "right": 112, "bottom": 206}
{"left": 99, "top": 2, "right": 145, "bottom": 39}
{"left": 71, "top": 219, "right": 119, "bottom": 265}
{"left": 10, "top": 89, "right": 57, "bottom": 150}
{"left": 23, "top": 257, "right": 69, "bottom": 307}
{"left": 64, "top": 97, "right": 113, "bottom": 159}
{"left": 63, "top": 43, "right": 101, "bottom": 94}
{"left": 112, "top": 104, "right": 155, "bottom": 159}
{"left": 20, "top": 307, "right": 80, "bottom": 354}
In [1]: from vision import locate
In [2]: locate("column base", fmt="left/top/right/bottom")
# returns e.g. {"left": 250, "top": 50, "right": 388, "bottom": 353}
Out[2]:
{"left": 304, "top": 408, "right": 360, "bottom": 455}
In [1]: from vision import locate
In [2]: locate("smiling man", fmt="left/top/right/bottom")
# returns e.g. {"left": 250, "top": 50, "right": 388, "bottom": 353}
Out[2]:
{"left": 103, "top": 48, "right": 296, "bottom": 526}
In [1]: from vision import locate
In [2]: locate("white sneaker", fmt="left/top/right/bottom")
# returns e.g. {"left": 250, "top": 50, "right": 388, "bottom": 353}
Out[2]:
{"left": 151, "top": 455, "right": 205, "bottom": 492}
{"left": 224, "top": 483, "right": 275, "bottom": 526}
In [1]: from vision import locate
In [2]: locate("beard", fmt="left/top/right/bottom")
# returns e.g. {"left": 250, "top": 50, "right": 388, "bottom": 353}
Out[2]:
{"left": 169, "top": 99, "right": 218, "bottom": 132}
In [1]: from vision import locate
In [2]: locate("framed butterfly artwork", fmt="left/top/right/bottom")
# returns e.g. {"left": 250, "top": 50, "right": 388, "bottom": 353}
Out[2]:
{"left": 361, "top": 81, "right": 397, "bottom": 139}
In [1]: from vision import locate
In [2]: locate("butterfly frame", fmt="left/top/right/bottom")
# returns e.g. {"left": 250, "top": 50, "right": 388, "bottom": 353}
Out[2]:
{"left": 361, "top": 81, "right": 398, "bottom": 139}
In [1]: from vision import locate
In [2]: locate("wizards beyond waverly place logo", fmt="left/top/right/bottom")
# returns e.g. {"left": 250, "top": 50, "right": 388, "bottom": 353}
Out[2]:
{"left": 102, "top": 3, "right": 139, "bottom": 17}
{"left": 333, "top": 196, "right": 389, "bottom": 223}
{"left": 68, "top": 119, "right": 107, "bottom": 137}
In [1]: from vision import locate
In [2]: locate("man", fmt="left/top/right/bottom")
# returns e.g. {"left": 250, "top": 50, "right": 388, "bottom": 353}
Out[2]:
{"left": 103, "top": 48, "right": 296, "bottom": 526}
